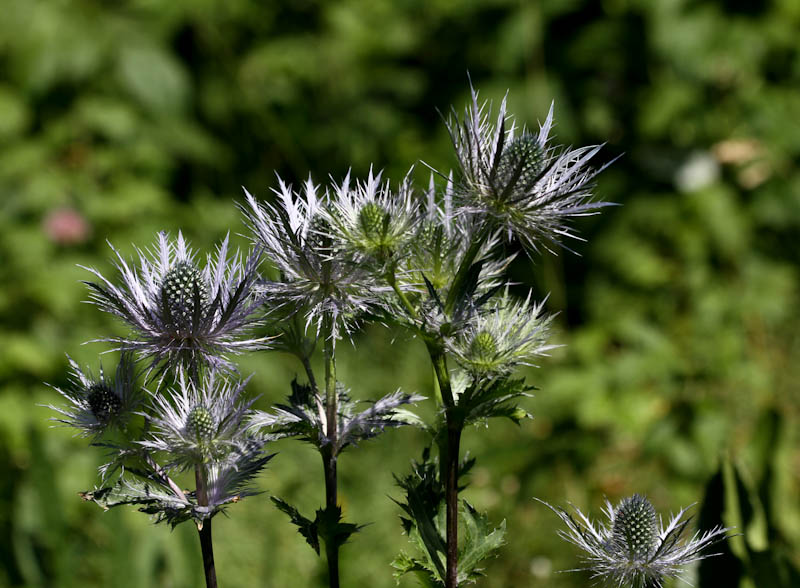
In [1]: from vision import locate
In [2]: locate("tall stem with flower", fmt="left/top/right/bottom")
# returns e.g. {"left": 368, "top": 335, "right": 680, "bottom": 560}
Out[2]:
{"left": 50, "top": 233, "right": 273, "bottom": 588}
{"left": 242, "top": 179, "right": 422, "bottom": 587}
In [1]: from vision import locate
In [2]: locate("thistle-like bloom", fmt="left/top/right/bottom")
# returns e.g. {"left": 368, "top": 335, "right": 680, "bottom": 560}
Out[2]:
{"left": 325, "top": 167, "right": 419, "bottom": 266}
{"left": 446, "top": 86, "right": 613, "bottom": 253}
{"left": 241, "top": 176, "right": 380, "bottom": 339}
{"left": 47, "top": 352, "right": 141, "bottom": 437}
{"left": 537, "top": 494, "right": 730, "bottom": 587}
{"left": 446, "top": 290, "right": 555, "bottom": 377}
{"left": 83, "top": 232, "right": 267, "bottom": 373}
{"left": 140, "top": 371, "right": 261, "bottom": 470}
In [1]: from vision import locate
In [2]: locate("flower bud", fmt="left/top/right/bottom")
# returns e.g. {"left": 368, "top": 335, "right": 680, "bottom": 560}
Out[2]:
{"left": 358, "top": 202, "right": 388, "bottom": 242}
{"left": 187, "top": 405, "right": 215, "bottom": 441}
{"left": 161, "top": 262, "right": 209, "bottom": 331}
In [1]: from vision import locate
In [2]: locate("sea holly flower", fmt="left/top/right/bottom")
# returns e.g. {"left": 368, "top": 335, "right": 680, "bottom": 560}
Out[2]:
{"left": 537, "top": 494, "right": 730, "bottom": 587}
{"left": 47, "top": 352, "right": 141, "bottom": 437}
{"left": 82, "top": 232, "right": 268, "bottom": 374}
{"left": 446, "top": 290, "right": 555, "bottom": 378}
{"left": 140, "top": 371, "right": 261, "bottom": 470}
{"left": 325, "top": 167, "right": 419, "bottom": 266}
{"left": 445, "top": 86, "right": 613, "bottom": 253}
{"left": 241, "top": 176, "right": 380, "bottom": 340}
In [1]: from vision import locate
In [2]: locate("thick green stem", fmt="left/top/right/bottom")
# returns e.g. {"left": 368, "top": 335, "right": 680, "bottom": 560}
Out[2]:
{"left": 322, "top": 313, "right": 340, "bottom": 588}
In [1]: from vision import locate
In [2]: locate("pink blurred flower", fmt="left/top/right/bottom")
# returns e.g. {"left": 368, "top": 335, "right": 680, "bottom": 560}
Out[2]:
{"left": 43, "top": 207, "right": 91, "bottom": 245}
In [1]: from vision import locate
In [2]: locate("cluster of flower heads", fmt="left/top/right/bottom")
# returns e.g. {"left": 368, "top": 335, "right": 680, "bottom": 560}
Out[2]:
{"left": 241, "top": 176, "right": 384, "bottom": 341}
{"left": 48, "top": 86, "right": 733, "bottom": 585}
{"left": 538, "top": 494, "right": 730, "bottom": 587}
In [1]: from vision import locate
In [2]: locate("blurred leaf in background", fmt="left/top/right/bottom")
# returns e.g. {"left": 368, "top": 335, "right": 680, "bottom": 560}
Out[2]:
{"left": 0, "top": 0, "right": 798, "bottom": 586}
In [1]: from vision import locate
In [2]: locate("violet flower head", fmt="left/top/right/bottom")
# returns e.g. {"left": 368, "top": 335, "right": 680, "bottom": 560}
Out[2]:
{"left": 83, "top": 231, "right": 268, "bottom": 374}
{"left": 446, "top": 86, "right": 614, "bottom": 253}
{"left": 47, "top": 352, "right": 141, "bottom": 437}
{"left": 537, "top": 494, "right": 730, "bottom": 587}
{"left": 140, "top": 371, "right": 261, "bottom": 470}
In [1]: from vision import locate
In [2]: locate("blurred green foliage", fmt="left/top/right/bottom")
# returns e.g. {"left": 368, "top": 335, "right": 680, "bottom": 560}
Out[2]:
{"left": 1, "top": 0, "right": 798, "bottom": 586}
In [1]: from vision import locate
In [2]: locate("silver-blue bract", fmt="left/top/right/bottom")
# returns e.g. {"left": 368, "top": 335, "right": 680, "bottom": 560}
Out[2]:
{"left": 537, "top": 494, "right": 729, "bottom": 587}
{"left": 446, "top": 86, "right": 613, "bottom": 253}
{"left": 82, "top": 231, "right": 268, "bottom": 374}
{"left": 446, "top": 290, "right": 555, "bottom": 377}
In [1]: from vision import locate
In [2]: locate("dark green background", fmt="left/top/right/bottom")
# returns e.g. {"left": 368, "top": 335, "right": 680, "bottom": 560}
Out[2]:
{"left": 1, "top": 0, "right": 798, "bottom": 586}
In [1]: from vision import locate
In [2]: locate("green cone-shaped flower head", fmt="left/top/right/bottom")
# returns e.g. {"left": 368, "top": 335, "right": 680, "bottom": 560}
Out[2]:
{"left": 187, "top": 404, "right": 215, "bottom": 442}
{"left": 160, "top": 261, "right": 210, "bottom": 331}
{"left": 496, "top": 135, "right": 546, "bottom": 190}
{"left": 469, "top": 330, "right": 498, "bottom": 363}
{"left": 613, "top": 494, "right": 658, "bottom": 561}
{"left": 87, "top": 383, "right": 122, "bottom": 423}
{"left": 358, "top": 202, "right": 389, "bottom": 242}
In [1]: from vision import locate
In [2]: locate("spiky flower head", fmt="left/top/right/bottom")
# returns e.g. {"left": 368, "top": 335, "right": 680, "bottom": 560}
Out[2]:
{"left": 47, "top": 352, "right": 141, "bottom": 437}
{"left": 83, "top": 231, "right": 268, "bottom": 374}
{"left": 326, "top": 167, "right": 419, "bottom": 266}
{"left": 445, "top": 85, "right": 613, "bottom": 253}
{"left": 140, "top": 371, "right": 260, "bottom": 469}
{"left": 241, "top": 176, "right": 381, "bottom": 340}
{"left": 537, "top": 494, "right": 730, "bottom": 587}
{"left": 446, "top": 290, "right": 555, "bottom": 377}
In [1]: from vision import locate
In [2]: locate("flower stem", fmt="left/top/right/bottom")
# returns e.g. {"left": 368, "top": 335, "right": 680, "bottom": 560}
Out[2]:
{"left": 386, "top": 265, "right": 418, "bottom": 320}
{"left": 425, "top": 344, "right": 460, "bottom": 588}
{"left": 195, "top": 465, "right": 218, "bottom": 588}
{"left": 322, "top": 312, "right": 340, "bottom": 588}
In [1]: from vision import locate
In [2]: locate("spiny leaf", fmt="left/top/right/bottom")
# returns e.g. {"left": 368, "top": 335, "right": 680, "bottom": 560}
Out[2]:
{"left": 271, "top": 497, "right": 320, "bottom": 555}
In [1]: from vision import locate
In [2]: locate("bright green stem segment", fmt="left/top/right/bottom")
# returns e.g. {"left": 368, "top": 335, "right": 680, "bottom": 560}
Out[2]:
{"left": 386, "top": 265, "right": 418, "bottom": 320}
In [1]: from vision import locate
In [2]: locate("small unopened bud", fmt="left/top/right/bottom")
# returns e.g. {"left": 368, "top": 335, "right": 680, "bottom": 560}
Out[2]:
{"left": 470, "top": 331, "right": 498, "bottom": 361}
{"left": 358, "top": 202, "right": 388, "bottom": 241}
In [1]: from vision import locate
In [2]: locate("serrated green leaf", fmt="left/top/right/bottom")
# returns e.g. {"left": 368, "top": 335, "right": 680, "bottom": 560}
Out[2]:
{"left": 271, "top": 497, "right": 320, "bottom": 555}
{"left": 457, "top": 502, "right": 505, "bottom": 582}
